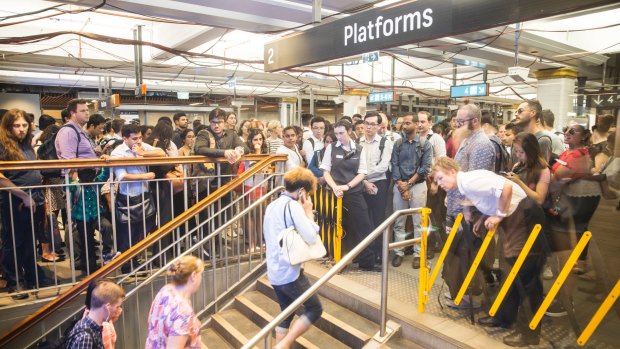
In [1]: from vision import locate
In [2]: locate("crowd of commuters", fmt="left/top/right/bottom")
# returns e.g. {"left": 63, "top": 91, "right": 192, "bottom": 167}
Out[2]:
{"left": 0, "top": 98, "right": 617, "bottom": 347}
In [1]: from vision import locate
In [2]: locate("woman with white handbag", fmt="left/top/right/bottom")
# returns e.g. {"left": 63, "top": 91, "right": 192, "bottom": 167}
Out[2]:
{"left": 264, "top": 167, "right": 324, "bottom": 349}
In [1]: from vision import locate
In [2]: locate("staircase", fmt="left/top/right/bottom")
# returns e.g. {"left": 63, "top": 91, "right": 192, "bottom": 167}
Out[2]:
{"left": 202, "top": 275, "right": 421, "bottom": 349}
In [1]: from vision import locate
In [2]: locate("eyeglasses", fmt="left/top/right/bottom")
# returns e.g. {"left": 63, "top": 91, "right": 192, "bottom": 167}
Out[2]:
{"left": 364, "top": 122, "right": 378, "bottom": 126}
{"left": 456, "top": 117, "right": 475, "bottom": 126}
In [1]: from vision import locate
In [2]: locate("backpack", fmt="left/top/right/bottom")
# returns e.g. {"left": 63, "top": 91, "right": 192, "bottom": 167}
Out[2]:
{"left": 37, "top": 124, "right": 80, "bottom": 179}
{"left": 489, "top": 137, "right": 510, "bottom": 173}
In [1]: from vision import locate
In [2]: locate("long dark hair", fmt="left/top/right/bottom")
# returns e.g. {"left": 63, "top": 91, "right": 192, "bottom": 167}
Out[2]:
{"left": 148, "top": 120, "right": 173, "bottom": 151}
{"left": 246, "top": 128, "right": 267, "bottom": 154}
{"left": 513, "top": 132, "right": 548, "bottom": 186}
{"left": 0, "top": 109, "right": 32, "bottom": 160}
{"left": 40, "top": 124, "right": 61, "bottom": 143}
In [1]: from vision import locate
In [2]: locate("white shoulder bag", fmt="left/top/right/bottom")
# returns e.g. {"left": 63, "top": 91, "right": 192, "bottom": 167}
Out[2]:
{"left": 278, "top": 201, "right": 326, "bottom": 265}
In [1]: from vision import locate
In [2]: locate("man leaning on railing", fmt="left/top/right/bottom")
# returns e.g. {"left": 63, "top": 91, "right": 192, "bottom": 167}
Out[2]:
{"left": 111, "top": 123, "right": 166, "bottom": 274}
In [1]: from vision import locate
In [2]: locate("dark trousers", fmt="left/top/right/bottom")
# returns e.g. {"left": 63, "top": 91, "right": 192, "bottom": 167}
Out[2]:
{"left": 1, "top": 200, "right": 45, "bottom": 289}
{"left": 117, "top": 217, "right": 156, "bottom": 273}
{"left": 427, "top": 186, "right": 447, "bottom": 249}
{"left": 496, "top": 255, "right": 544, "bottom": 335}
{"left": 272, "top": 271, "right": 323, "bottom": 329}
{"left": 363, "top": 179, "right": 389, "bottom": 257}
{"left": 342, "top": 190, "right": 375, "bottom": 268}
{"left": 75, "top": 219, "right": 98, "bottom": 274}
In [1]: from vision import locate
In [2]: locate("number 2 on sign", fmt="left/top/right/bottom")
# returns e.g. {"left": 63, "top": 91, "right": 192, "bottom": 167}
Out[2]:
{"left": 267, "top": 48, "right": 274, "bottom": 64}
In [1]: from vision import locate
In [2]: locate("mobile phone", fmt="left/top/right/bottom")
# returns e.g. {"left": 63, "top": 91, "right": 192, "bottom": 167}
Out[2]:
{"left": 499, "top": 171, "right": 508, "bottom": 176}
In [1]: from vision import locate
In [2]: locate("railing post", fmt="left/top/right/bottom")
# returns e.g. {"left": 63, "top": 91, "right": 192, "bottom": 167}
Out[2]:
{"left": 427, "top": 213, "right": 462, "bottom": 292}
{"left": 454, "top": 224, "right": 498, "bottom": 305}
{"left": 577, "top": 279, "right": 620, "bottom": 346}
{"left": 418, "top": 207, "right": 432, "bottom": 313}
{"left": 530, "top": 231, "right": 592, "bottom": 330}
{"left": 380, "top": 224, "right": 390, "bottom": 337}
{"left": 489, "top": 224, "right": 541, "bottom": 316}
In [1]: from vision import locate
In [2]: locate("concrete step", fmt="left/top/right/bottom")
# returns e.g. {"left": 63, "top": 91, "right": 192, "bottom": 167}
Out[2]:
{"left": 256, "top": 276, "right": 379, "bottom": 348}
{"left": 201, "top": 327, "right": 235, "bottom": 349}
{"left": 235, "top": 291, "right": 351, "bottom": 349}
{"left": 211, "top": 309, "right": 268, "bottom": 349}
{"left": 380, "top": 335, "right": 426, "bottom": 349}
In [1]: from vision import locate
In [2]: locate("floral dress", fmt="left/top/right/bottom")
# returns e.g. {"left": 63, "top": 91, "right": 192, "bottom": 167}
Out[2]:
{"left": 145, "top": 284, "right": 201, "bottom": 349}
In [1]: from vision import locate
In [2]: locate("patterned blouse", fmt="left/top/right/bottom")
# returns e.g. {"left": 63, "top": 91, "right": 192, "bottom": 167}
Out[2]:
{"left": 145, "top": 284, "right": 201, "bottom": 349}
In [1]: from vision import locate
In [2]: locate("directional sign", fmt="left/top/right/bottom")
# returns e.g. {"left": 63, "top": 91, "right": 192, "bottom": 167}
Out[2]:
{"left": 363, "top": 52, "right": 380, "bottom": 64}
{"left": 263, "top": 0, "right": 616, "bottom": 72}
{"left": 590, "top": 94, "right": 620, "bottom": 107}
{"left": 368, "top": 90, "right": 395, "bottom": 103}
{"left": 450, "top": 83, "right": 489, "bottom": 98}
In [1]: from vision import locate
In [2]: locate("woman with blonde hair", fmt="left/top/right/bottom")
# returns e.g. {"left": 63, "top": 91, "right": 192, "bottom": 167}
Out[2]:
{"left": 145, "top": 255, "right": 204, "bottom": 349}
{"left": 266, "top": 120, "right": 284, "bottom": 155}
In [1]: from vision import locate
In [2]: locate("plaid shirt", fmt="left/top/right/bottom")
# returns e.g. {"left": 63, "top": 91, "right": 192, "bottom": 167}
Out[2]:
{"left": 65, "top": 316, "right": 104, "bottom": 349}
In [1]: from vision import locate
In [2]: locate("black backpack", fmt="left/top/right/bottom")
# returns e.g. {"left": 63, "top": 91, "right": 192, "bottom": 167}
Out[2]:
{"left": 489, "top": 137, "right": 510, "bottom": 173}
{"left": 37, "top": 124, "right": 80, "bottom": 179}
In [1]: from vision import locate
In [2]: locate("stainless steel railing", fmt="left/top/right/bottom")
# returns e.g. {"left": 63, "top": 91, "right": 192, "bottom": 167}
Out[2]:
{"left": 242, "top": 207, "right": 431, "bottom": 349}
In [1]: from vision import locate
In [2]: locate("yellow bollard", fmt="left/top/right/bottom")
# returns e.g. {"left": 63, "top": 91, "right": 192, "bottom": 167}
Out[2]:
{"left": 454, "top": 224, "right": 498, "bottom": 305}
{"left": 427, "top": 213, "right": 463, "bottom": 293}
{"left": 530, "top": 231, "right": 592, "bottom": 330}
{"left": 577, "top": 279, "right": 620, "bottom": 346}
{"left": 418, "top": 207, "right": 432, "bottom": 313}
{"left": 489, "top": 224, "right": 541, "bottom": 316}
{"left": 334, "top": 196, "right": 343, "bottom": 262}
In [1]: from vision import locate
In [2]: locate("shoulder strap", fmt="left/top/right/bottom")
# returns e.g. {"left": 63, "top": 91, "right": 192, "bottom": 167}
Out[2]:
{"left": 62, "top": 123, "right": 81, "bottom": 156}
{"left": 377, "top": 136, "right": 387, "bottom": 165}
{"left": 283, "top": 201, "right": 296, "bottom": 229}
{"left": 308, "top": 137, "right": 315, "bottom": 149}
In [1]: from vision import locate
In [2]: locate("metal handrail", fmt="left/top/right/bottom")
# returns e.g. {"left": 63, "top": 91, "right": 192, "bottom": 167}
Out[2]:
{"left": 242, "top": 207, "right": 429, "bottom": 349}
{"left": 0, "top": 154, "right": 286, "bottom": 347}
{"left": 0, "top": 154, "right": 269, "bottom": 171}
{"left": 23, "top": 184, "right": 285, "bottom": 349}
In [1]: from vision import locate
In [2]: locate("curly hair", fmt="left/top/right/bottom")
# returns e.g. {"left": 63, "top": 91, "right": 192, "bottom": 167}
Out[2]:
{"left": 246, "top": 128, "right": 267, "bottom": 154}
{"left": 283, "top": 167, "right": 317, "bottom": 193}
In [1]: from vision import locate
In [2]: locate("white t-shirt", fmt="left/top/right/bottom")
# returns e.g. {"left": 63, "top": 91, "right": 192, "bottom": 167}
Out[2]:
{"left": 276, "top": 145, "right": 304, "bottom": 172}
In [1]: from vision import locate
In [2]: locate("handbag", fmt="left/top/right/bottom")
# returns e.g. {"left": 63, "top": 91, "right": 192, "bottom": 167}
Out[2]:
{"left": 166, "top": 166, "right": 185, "bottom": 194}
{"left": 116, "top": 192, "right": 156, "bottom": 223}
{"left": 278, "top": 201, "right": 326, "bottom": 265}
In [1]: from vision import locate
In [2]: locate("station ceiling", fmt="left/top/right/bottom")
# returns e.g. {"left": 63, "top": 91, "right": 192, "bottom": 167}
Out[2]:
{"left": 1, "top": 0, "right": 620, "bottom": 104}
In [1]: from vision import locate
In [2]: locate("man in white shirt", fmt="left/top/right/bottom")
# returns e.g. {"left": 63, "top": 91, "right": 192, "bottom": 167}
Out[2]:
{"left": 379, "top": 112, "right": 402, "bottom": 143}
{"left": 358, "top": 112, "right": 393, "bottom": 237}
{"left": 111, "top": 123, "right": 166, "bottom": 273}
{"left": 301, "top": 116, "right": 326, "bottom": 165}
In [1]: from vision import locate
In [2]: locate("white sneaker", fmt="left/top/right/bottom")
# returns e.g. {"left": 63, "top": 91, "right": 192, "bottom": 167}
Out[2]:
{"left": 444, "top": 291, "right": 453, "bottom": 300}
{"left": 542, "top": 265, "right": 554, "bottom": 280}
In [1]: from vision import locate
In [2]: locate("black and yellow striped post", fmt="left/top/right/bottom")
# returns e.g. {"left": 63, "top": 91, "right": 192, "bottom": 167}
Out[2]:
{"left": 313, "top": 186, "right": 343, "bottom": 262}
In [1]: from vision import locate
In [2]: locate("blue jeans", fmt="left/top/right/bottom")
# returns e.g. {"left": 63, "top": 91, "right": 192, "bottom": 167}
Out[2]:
{"left": 272, "top": 271, "right": 323, "bottom": 330}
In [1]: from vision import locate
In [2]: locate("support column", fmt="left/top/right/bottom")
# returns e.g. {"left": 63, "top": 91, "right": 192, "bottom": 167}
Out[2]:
{"left": 343, "top": 89, "right": 368, "bottom": 117}
{"left": 280, "top": 97, "right": 297, "bottom": 127}
{"left": 534, "top": 68, "right": 578, "bottom": 130}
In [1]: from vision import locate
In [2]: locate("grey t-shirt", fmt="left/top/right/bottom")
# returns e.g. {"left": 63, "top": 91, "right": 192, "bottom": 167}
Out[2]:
{"left": 535, "top": 130, "right": 553, "bottom": 163}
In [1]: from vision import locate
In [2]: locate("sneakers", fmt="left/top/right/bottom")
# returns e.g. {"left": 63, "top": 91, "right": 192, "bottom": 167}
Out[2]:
{"left": 503, "top": 330, "right": 540, "bottom": 347}
{"left": 446, "top": 295, "right": 481, "bottom": 309}
{"left": 412, "top": 257, "right": 421, "bottom": 269}
{"left": 544, "top": 300, "right": 568, "bottom": 317}
{"left": 542, "top": 265, "right": 554, "bottom": 280}
{"left": 103, "top": 252, "right": 121, "bottom": 265}
{"left": 443, "top": 291, "right": 453, "bottom": 300}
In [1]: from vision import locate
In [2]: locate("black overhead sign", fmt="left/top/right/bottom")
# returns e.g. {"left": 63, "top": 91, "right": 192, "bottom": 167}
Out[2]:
{"left": 264, "top": 0, "right": 616, "bottom": 72}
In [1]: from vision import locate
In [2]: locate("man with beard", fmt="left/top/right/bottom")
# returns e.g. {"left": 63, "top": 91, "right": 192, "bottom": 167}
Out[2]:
{"left": 443, "top": 104, "right": 495, "bottom": 308}
{"left": 390, "top": 114, "right": 433, "bottom": 269}
{"left": 514, "top": 100, "right": 554, "bottom": 163}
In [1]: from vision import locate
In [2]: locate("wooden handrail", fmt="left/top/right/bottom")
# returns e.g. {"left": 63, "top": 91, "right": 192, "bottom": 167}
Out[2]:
{"left": 0, "top": 154, "right": 268, "bottom": 171}
{"left": 0, "top": 154, "right": 286, "bottom": 347}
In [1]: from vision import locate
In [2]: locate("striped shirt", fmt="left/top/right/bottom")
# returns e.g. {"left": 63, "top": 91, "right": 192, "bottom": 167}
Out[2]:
{"left": 267, "top": 137, "right": 284, "bottom": 155}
